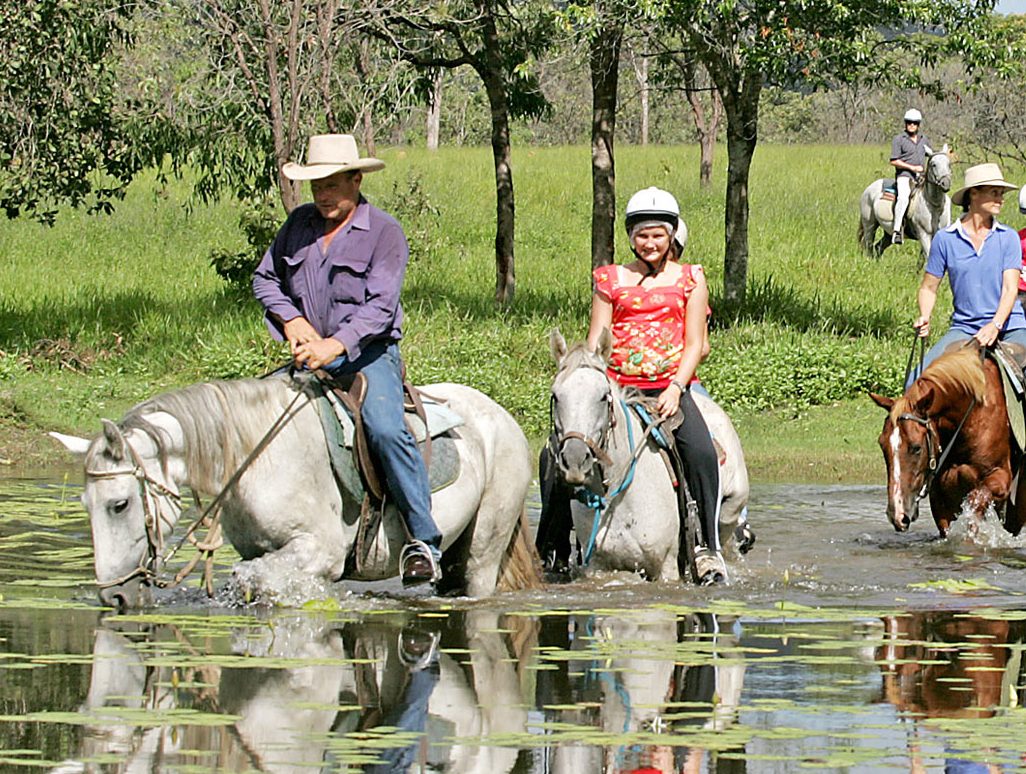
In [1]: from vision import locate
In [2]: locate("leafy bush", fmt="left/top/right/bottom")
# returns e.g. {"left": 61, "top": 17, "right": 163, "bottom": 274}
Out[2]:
{"left": 209, "top": 197, "right": 280, "bottom": 291}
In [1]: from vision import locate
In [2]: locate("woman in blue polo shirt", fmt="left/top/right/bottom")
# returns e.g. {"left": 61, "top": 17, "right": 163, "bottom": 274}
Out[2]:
{"left": 910, "top": 162, "right": 1026, "bottom": 385}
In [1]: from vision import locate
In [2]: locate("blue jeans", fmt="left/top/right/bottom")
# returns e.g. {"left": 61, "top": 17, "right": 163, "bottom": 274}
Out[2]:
{"left": 905, "top": 326, "right": 1026, "bottom": 388}
{"left": 325, "top": 341, "right": 441, "bottom": 555}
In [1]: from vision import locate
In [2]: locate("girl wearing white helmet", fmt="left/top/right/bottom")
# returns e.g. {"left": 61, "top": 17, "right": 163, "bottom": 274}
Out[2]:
{"left": 589, "top": 187, "right": 728, "bottom": 583}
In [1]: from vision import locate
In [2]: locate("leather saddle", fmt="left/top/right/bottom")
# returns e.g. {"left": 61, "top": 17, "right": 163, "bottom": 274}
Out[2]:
{"left": 313, "top": 369, "right": 432, "bottom": 504}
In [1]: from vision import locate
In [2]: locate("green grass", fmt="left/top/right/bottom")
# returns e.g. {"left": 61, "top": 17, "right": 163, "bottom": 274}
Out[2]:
{"left": 0, "top": 143, "right": 1005, "bottom": 479}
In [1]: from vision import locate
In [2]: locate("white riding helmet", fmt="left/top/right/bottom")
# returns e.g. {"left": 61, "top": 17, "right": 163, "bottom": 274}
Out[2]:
{"left": 673, "top": 217, "right": 688, "bottom": 253}
{"left": 625, "top": 187, "right": 679, "bottom": 235}
{"left": 1019, "top": 185, "right": 1026, "bottom": 215}
{"left": 903, "top": 108, "right": 923, "bottom": 123}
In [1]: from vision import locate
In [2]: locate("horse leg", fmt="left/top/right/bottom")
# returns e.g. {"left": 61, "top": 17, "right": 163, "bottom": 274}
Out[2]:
{"left": 231, "top": 531, "right": 345, "bottom": 604}
{"left": 874, "top": 234, "right": 890, "bottom": 258}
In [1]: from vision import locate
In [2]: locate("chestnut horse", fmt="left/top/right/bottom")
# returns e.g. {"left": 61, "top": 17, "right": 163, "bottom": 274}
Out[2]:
{"left": 870, "top": 344, "right": 1026, "bottom": 536}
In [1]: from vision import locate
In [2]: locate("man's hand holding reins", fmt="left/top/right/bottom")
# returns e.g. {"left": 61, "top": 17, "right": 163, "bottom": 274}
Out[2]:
{"left": 294, "top": 337, "right": 345, "bottom": 370}
{"left": 913, "top": 316, "right": 930, "bottom": 338}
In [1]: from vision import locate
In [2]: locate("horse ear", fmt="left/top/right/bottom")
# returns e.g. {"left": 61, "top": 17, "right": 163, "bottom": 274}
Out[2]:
{"left": 595, "top": 327, "right": 613, "bottom": 363}
{"left": 913, "top": 383, "right": 937, "bottom": 413}
{"left": 869, "top": 392, "right": 894, "bottom": 411}
{"left": 549, "top": 329, "right": 568, "bottom": 364}
{"left": 101, "top": 419, "right": 127, "bottom": 462}
{"left": 941, "top": 143, "right": 950, "bottom": 154}
{"left": 49, "top": 431, "right": 91, "bottom": 457}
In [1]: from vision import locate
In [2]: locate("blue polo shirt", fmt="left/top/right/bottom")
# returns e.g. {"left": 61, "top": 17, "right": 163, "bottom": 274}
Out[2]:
{"left": 926, "top": 219, "right": 1026, "bottom": 334}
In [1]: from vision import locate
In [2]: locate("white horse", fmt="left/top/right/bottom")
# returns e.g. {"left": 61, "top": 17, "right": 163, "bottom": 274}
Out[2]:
{"left": 859, "top": 145, "right": 952, "bottom": 261}
{"left": 548, "top": 331, "right": 750, "bottom": 582}
{"left": 51, "top": 374, "right": 538, "bottom": 608}
{"left": 547, "top": 610, "right": 746, "bottom": 773}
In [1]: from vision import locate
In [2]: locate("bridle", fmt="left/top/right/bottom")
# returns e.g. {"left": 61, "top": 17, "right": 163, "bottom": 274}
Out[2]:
{"left": 551, "top": 362, "right": 616, "bottom": 477}
{"left": 85, "top": 382, "right": 310, "bottom": 595}
{"left": 86, "top": 439, "right": 184, "bottom": 590}
{"left": 896, "top": 393, "right": 977, "bottom": 509}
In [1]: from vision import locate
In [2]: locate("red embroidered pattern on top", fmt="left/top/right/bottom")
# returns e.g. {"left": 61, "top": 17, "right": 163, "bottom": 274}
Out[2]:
{"left": 593, "top": 263, "right": 702, "bottom": 388}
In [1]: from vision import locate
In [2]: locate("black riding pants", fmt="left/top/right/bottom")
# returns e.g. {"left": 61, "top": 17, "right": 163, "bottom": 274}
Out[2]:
{"left": 535, "top": 387, "right": 722, "bottom": 564}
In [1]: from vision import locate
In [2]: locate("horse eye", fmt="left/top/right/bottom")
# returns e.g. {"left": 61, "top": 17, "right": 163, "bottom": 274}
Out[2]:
{"left": 908, "top": 444, "right": 922, "bottom": 456}
{"left": 109, "top": 499, "right": 130, "bottom": 515}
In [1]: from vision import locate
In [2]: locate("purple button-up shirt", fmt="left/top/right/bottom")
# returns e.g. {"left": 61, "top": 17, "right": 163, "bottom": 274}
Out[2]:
{"left": 252, "top": 199, "right": 408, "bottom": 361}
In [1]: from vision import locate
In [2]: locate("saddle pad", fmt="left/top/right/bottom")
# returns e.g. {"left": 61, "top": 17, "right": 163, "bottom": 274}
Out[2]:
{"left": 874, "top": 197, "right": 895, "bottom": 223}
{"left": 992, "top": 346, "right": 1026, "bottom": 453}
{"left": 314, "top": 393, "right": 462, "bottom": 503}
{"left": 324, "top": 388, "right": 463, "bottom": 448}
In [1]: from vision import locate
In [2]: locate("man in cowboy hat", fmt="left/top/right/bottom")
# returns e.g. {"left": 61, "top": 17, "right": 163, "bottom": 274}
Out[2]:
{"left": 253, "top": 134, "right": 443, "bottom": 587}
{"left": 890, "top": 108, "right": 934, "bottom": 245}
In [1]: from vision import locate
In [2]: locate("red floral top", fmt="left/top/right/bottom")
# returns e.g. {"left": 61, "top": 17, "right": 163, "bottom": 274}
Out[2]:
{"left": 593, "top": 263, "right": 704, "bottom": 389}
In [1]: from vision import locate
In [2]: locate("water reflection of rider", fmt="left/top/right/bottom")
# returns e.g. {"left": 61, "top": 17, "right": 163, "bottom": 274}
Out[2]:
{"left": 361, "top": 627, "right": 441, "bottom": 773}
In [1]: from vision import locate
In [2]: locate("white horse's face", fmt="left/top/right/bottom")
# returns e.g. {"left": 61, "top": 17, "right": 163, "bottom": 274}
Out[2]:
{"left": 551, "top": 364, "right": 613, "bottom": 486}
{"left": 82, "top": 420, "right": 180, "bottom": 609}
{"left": 927, "top": 150, "right": 952, "bottom": 192}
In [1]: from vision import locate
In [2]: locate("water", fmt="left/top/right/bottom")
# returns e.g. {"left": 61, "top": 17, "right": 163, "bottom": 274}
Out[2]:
{"left": 3, "top": 477, "right": 1026, "bottom": 772}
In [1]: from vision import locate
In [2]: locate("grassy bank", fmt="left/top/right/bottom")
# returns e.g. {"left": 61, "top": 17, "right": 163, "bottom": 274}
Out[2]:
{"left": 0, "top": 144, "right": 987, "bottom": 481}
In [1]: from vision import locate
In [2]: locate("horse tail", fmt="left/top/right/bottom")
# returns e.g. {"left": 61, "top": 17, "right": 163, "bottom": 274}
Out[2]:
{"left": 857, "top": 218, "right": 865, "bottom": 248}
{"left": 496, "top": 506, "right": 543, "bottom": 592}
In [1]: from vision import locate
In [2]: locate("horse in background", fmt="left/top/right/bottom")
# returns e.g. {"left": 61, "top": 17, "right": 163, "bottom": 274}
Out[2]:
{"left": 51, "top": 374, "right": 539, "bottom": 608}
{"left": 870, "top": 344, "right": 1026, "bottom": 536}
{"left": 858, "top": 145, "right": 952, "bottom": 261}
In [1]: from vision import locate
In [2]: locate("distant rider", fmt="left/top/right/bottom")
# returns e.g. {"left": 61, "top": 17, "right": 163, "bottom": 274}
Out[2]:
{"left": 890, "top": 108, "right": 933, "bottom": 245}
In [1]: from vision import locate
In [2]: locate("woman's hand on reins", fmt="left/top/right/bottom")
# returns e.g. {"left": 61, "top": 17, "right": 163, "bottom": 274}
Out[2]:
{"left": 657, "top": 384, "right": 682, "bottom": 419}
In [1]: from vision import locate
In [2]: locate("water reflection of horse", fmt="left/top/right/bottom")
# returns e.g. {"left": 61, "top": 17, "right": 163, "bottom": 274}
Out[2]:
{"left": 877, "top": 611, "right": 1026, "bottom": 720}
{"left": 536, "top": 609, "right": 746, "bottom": 773}
{"left": 55, "top": 611, "right": 534, "bottom": 773}
{"left": 858, "top": 146, "right": 952, "bottom": 260}
{"left": 549, "top": 332, "right": 749, "bottom": 580}
{"left": 871, "top": 345, "right": 1026, "bottom": 536}
{"left": 51, "top": 374, "right": 539, "bottom": 607}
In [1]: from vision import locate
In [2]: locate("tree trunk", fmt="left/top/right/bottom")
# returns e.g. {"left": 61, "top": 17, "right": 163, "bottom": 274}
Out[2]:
{"left": 478, "top": 2, "right": 515, "bottom": 305}
{"left": 357, "top": 38, "right": 376, "bottom": 156}
{"left": 720, "top": 77, "right": 760, "bottom": 304}
{"left": 590, "top": 17, "right": 623, "bottom": 270}
{"left": 426, "top": 68, "right": 443, "bottom": 151}
{"left": 636, "top": 53, "right": 649, "bottom": 146}
{"left": 682, "top": 60, "right": 722, "bottom": 189}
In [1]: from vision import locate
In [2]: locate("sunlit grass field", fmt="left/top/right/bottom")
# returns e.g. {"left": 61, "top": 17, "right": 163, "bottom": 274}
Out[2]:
{"left": 1, "top": 143, "right": 1011, "bottom": 479}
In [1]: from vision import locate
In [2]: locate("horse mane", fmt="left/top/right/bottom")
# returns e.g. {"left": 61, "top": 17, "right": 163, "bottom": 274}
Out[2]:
{"left": 891, "top": 346, "right": 987, "bottom": 419}
{"left": 87, "top": 376, "right": 296, "bottom": 494}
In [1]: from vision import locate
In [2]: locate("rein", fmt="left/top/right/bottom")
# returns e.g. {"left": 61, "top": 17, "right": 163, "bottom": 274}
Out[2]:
{"left": 86, "top": 381, "right": 311, "bottom": 596}
{"left": 552, "top": 377, "right": 664, "bottom": 565}
{"left": 898, "top": 347, "right": 984, "bottom": 508}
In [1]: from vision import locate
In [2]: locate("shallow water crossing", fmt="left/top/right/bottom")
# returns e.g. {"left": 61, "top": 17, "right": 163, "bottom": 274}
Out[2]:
{"left": 3, "top": 478, "right": 1026, "bottom": 771}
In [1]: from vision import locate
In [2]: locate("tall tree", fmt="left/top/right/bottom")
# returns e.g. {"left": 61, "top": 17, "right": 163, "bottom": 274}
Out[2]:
{"left": 0, "top": 1, "right": 142, "bottom": 224}
{"left": 373, "top": 0, "right": 553, "bottom": 304}
{"left": 660, "top": 0, "right": 999, "bottom": 304}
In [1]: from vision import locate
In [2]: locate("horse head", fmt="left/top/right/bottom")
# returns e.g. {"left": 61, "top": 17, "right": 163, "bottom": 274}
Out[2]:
{"left": 871, "top": 386, "right": 939, "bottom": 532}
{"left": 549, "top": 328, "right": 615, "bottom": 487}
{"left": 926, "top": 144, "right": 952, "bottom": 191}
{"left": 54, "top": 413, "right": 187, "bottom": 608}
{"left": 870, "top": 346, "right": 988, "bottom": 533}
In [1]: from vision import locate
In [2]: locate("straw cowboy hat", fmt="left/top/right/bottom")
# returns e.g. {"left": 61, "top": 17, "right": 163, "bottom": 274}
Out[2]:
{"left": 951, "top": 162, "right": 1018, "bottom": 207}
{"left": 281, "top": 134, "right": 385, "bottom": 181}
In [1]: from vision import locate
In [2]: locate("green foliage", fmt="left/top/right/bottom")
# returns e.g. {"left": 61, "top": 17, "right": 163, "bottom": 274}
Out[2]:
{"left": 0, "top": 144, "right": 950, "bottom": 448}
{"left": 0, "top": 1, "right": 142, "bottom": 224}
{"left": 208, "top": 198, "right": 281, "bottom": 292}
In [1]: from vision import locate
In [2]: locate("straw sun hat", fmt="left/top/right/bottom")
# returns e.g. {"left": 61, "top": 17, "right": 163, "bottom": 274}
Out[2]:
{"left": 281, "top": 134, "right": 385, "bottom": 181}
{"left": 951, "top": 162, "right": 1018, "bottom": 207}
